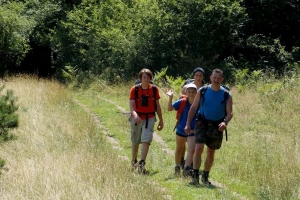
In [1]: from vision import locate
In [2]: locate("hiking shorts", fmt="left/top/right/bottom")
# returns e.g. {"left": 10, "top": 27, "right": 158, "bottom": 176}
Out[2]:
{"left": 195, "top": 123, "right": 223, "bottom": 150}
{"left": 129, "top": 116, "right": 156, "bottom": 145}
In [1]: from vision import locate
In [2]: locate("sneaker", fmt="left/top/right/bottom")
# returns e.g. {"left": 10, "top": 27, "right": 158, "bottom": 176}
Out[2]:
{"left": 174, "top": 166, "right": 180, "bottom": 176}
{"left": 201, "top": 172, "right": 211, "bottom": 185}
{"left": 131, "top": 159, "right": 138, "bottom": 171}
{"left": 183, "top": 166, "right": 193, "bottom": 177}
{"left": 138, "top": 160, "right": 146, "bottom": 174}
{"left": 189, "top": 175, "right": 199, "bottom": 186}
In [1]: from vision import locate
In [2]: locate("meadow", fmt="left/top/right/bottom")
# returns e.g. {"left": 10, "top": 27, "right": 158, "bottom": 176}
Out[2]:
{"left": 0, "top": 73, "right": 299, "bottom": 200}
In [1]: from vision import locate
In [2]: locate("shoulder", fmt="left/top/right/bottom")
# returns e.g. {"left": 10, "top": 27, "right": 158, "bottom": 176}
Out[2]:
{"left": 200, "top": 85, "right": 209, "bottom": 93}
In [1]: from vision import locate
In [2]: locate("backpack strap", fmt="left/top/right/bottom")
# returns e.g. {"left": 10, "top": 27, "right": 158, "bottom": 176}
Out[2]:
{"left": 135, "top": 84, "right": 139, "bottom": 109}
{"left": 199, "top": 85, "right": 208, "bottom": 109}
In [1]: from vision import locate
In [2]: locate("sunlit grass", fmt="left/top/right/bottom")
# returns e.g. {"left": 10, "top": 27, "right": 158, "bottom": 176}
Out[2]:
{"left": 1, "top": 73, "right": 299, "bottom": 200}
{"left": 0, "top": 76, "right": 167, "bottom": 200}
{"left": 79, "top": 74, "right": 300, "bottom": 200}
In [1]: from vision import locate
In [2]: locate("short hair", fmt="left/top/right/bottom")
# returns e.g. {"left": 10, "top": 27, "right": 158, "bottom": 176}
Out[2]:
{"left": 212, "top": 69, "right": 223, "bottom": 77}
{"left": 138, "top": 68, "right": 153, "bottom": 80}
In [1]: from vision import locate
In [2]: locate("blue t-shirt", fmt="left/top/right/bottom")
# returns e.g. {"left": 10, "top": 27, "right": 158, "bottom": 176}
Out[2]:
{"left": 172, "top": 99, "right": 196, "bottom": 136}
{"left": 198, "top": 86, "right": 231, "bottom": 121}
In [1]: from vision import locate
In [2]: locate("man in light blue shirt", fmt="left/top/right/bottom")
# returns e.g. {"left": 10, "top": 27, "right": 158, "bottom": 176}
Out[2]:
{"left": 185, "top": 69, "right": 233, "bottom": 185}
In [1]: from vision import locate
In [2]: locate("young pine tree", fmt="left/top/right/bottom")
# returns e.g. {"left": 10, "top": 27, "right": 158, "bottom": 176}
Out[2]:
{"left": 0, "top": 85, "right": 19, "bottom": 141}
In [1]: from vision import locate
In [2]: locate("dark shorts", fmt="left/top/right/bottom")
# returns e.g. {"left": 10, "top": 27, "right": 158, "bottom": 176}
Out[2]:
{"left": 176, "top": 132, "right": 195, "bottom": 137}
{"left": 195, "top": 122, "right": 223, "bottom": 150}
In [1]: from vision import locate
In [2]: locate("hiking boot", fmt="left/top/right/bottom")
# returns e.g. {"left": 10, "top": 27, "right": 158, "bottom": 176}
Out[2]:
{"left": 201, "top": 172, "right": 211, "bottom": 185}
{"left": 189, "top": 173, "right": 199, "bottom": 186}
{"left": 138, "top": 160, "right": 146, "bottom": 174}
{"left": 183, "top": 166, "right": 193, "bottom": 177}
{"left": 174, "top": 166, "right": 180, "bottom": 176}
{"left": 131, "top": 159, "right": 138, "bottom": 171}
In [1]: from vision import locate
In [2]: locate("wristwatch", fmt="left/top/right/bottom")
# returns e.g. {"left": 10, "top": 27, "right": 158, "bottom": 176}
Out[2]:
{"left": 224, "top": 119, "right": 228, "bottom": 125}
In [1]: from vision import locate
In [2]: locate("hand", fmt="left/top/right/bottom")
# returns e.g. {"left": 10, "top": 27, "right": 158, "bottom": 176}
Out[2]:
{"left": 157, "top": 121, "right": 164, "bottom": 131}
{"left": 218, "top": 122, "right": 226, "bottom": 131}
{"left": 165, "top": 89, "right": 173, "bottom": 98}
{"left": 184, "top": 125, "right": 191, "bottom": 134}
{"left": 134, "top": 116, "right": 142, "bottom": 124}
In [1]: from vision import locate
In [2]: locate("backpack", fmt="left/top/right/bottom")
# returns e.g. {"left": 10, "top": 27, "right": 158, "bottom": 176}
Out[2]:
{"left": 134, "top": 83, "right": 157, "bottom": 110}
{"left": 133, "top": 83, "right": 157, "bottom": 128}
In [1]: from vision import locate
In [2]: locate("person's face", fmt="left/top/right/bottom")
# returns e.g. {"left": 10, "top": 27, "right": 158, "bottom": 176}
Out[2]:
{"left": 141, "top": 72, "right": 151, "bottom": 84}
{"left": 193, "top": 72, "right": 204, "bottom": 82}
{"left": 210, "top": 72, "right": 224, "bottom": 85}
{"left": 186, "top": 88, "right": 197, "bottom": 99}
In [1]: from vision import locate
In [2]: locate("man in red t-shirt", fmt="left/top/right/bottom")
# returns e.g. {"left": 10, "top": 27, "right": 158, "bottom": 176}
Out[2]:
{"left": 129, "top": 68, "right": 164, "bottom": 174}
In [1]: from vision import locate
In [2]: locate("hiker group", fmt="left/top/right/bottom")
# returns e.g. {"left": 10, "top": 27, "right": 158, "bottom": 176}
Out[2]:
{"left": 129, "top": 67, "right": 233, "bottom": 186}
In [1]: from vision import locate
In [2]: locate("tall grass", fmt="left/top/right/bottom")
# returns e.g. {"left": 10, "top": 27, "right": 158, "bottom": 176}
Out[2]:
{"left": 79, "top": 71, "right": 300, "bottom": 200}
{"left": 1, "top": 71, "right": 299, "bottom": 200}
{"left": 0, "top": 76, "right": 167, "bottom": 200}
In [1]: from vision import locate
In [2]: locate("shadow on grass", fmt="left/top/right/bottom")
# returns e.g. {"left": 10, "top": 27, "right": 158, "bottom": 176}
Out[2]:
{"left": 187, "top": 182, "right": 217, "bottom": 189}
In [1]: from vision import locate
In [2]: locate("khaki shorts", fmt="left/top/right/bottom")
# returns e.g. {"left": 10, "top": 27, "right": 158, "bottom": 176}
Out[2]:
{"left": 195, "top": 123, "right": 223, "bottom": 150}
{"left": 129, "top": 116, "right": 156, "bottom": 145}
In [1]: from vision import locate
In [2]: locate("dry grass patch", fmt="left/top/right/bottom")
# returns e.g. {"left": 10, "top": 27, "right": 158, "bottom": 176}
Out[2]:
{"left": 0, "top": 76, "right": 167, "bottom": 200}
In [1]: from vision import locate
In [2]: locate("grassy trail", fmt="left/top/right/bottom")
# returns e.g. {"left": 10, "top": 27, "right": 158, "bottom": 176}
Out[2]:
{"left": 74, "top": 89, "right": 249, "bottom": 200}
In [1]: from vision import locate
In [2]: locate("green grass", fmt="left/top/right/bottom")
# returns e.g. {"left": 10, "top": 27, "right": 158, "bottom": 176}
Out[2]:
{"left": 72, "top": 75, "right": 300, "bottom": 200}
{"left": 1, "top": 74, "right": 299, "bottom": 200}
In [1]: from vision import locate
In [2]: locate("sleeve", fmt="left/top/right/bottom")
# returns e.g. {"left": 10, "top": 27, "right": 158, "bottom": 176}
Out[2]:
{"left": 172, "top": 99, "right": 181, "bottom": 111}
{"left": 129, "top": 86, "right": 136, "bottom": 100}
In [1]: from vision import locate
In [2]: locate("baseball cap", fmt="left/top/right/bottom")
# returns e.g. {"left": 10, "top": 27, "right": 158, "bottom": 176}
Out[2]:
{"left": 192, "top": 67, "right": 205, "bottom": 77}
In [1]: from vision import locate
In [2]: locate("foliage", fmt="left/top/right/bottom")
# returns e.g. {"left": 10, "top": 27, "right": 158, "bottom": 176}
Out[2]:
{"left": 0, "top": 1, "right": 34, "bottom": 76}
{"left": 0, "top": 85, "right": 19, "bottom": 141}
{"left": 1, "top": 0, "right": 300, "bottom": 83}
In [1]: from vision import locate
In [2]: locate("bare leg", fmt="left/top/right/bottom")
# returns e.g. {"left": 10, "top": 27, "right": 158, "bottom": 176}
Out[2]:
{"left": 204, "top": 147, "right": 215, "bottom": 171}
{"left": 193, "top": 143, "right": 205, "bottom": 170}
{"left": 175, "top": 135, "right": 186, "bottom": 165}
{"left": 185, "top": 136, "right": 195, "bottom": 167}
{"left": 132, "top": 144, "right": 139, "bottom": 161}
{"left": 140, "top": 142, "right": 150, "bottom": 161}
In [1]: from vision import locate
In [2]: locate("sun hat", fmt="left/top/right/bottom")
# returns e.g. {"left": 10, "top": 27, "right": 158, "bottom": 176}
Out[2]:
{"left": 185, "top": 83, "right": 197, "bottom": 91}
{"left": 192, "top": 67, "right": 205, "bottom": 77}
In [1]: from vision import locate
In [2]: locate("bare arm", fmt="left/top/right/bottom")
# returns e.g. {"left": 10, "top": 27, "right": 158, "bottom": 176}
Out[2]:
{"left": 129, "top": 99, "right": 141, "bottom": 124}
{"left": 225, "top": 96, "right": 233, "bottom": 123}
{"left": 185, "top": 89, "right": 201, "bottom": 133}
{"left": 166, "top": 90, "right": 174, "bottom": 111}
{"left": 156, "top": 99, "right": 164, "bottom": 131}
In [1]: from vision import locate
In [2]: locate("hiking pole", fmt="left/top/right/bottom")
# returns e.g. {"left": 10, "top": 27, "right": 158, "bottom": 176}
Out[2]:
{"left": 225, "top": 127, "right": 228, "bottom": 141}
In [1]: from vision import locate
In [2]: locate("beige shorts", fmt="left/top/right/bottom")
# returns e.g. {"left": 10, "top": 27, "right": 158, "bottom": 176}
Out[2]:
{"left": 129, "top": 116, "right": 156, "bottom": 145}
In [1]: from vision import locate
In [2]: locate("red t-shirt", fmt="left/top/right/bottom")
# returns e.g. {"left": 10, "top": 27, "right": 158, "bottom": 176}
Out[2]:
{"left": 130, "top": 84, "right": 160, "bottom": 120}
